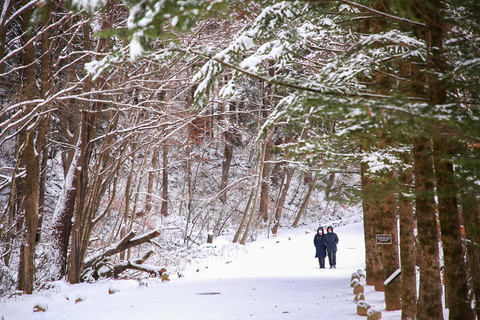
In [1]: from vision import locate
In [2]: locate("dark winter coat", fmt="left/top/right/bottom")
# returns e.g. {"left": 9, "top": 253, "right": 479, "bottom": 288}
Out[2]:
{"left": 324, "top": 225, "right": 339, "bottom": 252}
{"left": 313, "top": 227, "right": 327, "bottom": 258}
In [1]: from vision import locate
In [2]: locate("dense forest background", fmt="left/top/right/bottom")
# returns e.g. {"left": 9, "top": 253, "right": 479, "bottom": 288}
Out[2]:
{"left": 1, "top": 1, "right": 479, "bottom": 319}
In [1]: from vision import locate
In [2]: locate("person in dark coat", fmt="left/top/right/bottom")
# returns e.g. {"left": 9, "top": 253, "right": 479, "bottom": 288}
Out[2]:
{"left": 313, "top": 227, "right": 327, "bottom": 268}
{"left": 324, "top": 225, "right": 339, "bottom": 268}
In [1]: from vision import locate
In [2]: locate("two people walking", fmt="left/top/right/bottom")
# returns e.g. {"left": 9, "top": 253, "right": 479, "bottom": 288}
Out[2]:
{"left": 313, "top": 225, "right": 339, "bottom": 269}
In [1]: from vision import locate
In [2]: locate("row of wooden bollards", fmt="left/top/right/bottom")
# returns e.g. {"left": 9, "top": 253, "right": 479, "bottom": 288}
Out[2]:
{"left": 350, "top": 270, "right": 382, "bottom": 319}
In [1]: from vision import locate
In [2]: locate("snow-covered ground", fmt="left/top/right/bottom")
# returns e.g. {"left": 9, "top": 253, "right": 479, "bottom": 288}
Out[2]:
{"left": 0, "top": 222, "right": 401, "bottom": 319}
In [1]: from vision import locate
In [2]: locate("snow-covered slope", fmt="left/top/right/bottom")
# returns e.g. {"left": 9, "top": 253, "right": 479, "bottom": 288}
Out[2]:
{"left": 0, "top": 222, "right": 401, "bottom": 319}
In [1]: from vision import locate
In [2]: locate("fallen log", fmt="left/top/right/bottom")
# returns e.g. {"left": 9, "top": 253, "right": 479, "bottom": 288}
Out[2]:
{"left": 98, "top": 250, "right": 159, "bottom": 278}
{"left": 113, "top": 261, "right": 166, "bottom": 278}
{"left": 82, "top": 228, "right": 162, "bottom": 279}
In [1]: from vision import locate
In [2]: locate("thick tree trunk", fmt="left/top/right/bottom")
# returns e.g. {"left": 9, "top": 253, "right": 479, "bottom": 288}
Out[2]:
{"left": 68, "top": 110, "right": 91, "bottom": 284}
{"left": 413, "top": 137, "right": 444, "bottom": 320}
{"left": 19, "top": 136, "right": 40, "bottom": 294}
{"left": 379, "top": 171, "right": 401, "bottom": 311}
{"left": 51, "top": 138, "right": 81, "bottom": 278}
{"left": 396, "top": 21, "right": 418, "bottom": 319}
{"left": 398, "top": 162, "right": 417, "bottom": 319}
{"left": 461, "top": 194, "right": 480, "bottom": 319}
{"left": 426, "top": 0, "right": 473, "bottom": 315}
{"left": 37, "top": 0, "right": 51, "bottom": 245}
{"left": 433, "top": 138, "right": 473, "bottom": 319}
{"left": 360, "top": 163, "right": 382, "bottom": 287}
{"left": 17, "top": 1, "right": 40, "bottom": 294}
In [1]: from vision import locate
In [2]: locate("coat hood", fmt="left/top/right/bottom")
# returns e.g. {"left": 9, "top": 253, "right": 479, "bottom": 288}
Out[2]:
{"left": 317, "top": 227, "right": 325, "bottom": 234}
{"left": 326, "top": 225, "right": 334, "bottom": 233}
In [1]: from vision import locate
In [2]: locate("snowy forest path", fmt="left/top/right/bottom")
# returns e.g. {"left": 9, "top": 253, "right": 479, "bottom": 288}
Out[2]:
{"left": 0, "top": 222, "right": 401, "bottom": 319}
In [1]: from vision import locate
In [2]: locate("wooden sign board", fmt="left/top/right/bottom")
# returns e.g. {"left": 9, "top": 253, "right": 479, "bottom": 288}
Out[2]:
{"left": 376, "top": 234, "right": 392, "bottom": 245}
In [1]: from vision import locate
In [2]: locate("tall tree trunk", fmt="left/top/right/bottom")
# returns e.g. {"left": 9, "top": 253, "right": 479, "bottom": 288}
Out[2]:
{"left": 396, "top": 25, "right": 418, "bottom": 320}
{"left": 51, "top": 137, "right": 81, "bottom": 278}
{"left": 272, "top": 168, "right": 294, "bottom": 235}
{"left": 360, "top": 163, "right": 383, "bottom": 288}
{"left": 433, "top": 138, "right": 472, "bottom": 319}
{"left": 426, "top": 0, "right": 472, "bottom": 315}
{"left": 413, "top": 137, "right": 443, "bottom": 320}
{"left": 17, "top": 1, "right": 40, "bottom": 294}
{"left": 68, "top": 109, "right": 92, "bottom": 284}
{"left": 128, "top": 154, "right": 147, "bottom": 259}
{"left": 161, "top": 144, "right": 169, "bottom": 217}
{"left": 145, "top": 147, "right": 159, "bottom": 214}
{"left": 220, "top": 102, "right": 235, "bottom": 204}
{"left": 259, "top": 137, "right": 272, "bottom": 222}
{"left": 120, "top": 155, "right": 135, "bottom": 260}
{"left": 67, "top": 4, "right": 114, "bottom": 282}
{"left": 292, "top": 174, "right": 317, "bottom": 228}
{"left": 259, "top": 63, "right": 275, "bottom": 222}
{"left": 461, "top": 193, "right": 480, "bottom": 319}
{"left": 360, "top": 163, "right": 375, "bottom": 286}
{"left": 220, "top": 141, "right": 233, "bottom": 203}
{"left": 19, "top": 134, "right": 40, "bottom": 294}
{"left": 240, "top": 135, "right": 271, "bottom": 245}
{"left": 233, "top": 188, "right": 255, "bottom": 243}
{"left": 37, "top": 0, "right": 52, "bottom": 245}
{"left": 398, "top": 160, "right": 417, "bottom": 319}
{"left": 378, "top": 171, "right": 401, "bottom": 310}
{"left": 184, "top": 144, "right": 193, "bottom": 242}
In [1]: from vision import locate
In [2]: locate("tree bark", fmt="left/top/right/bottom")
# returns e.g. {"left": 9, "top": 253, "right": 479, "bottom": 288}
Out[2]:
{"left": 145, "top": 147, "right": 159, "bottom": 214}
{"left": 272, "top": 168, "right": 294, "bottom": 235}
{"left": 413, "top": 137, "right": 444, "bottom": 320}
{"left": 220, "top": 102, "right": 236, "bottom": 204}
{"left": 120, "top": 155, "right": 135, "bottom": 260}
{"left": 17, "top": 1, "right": 40, "bottom": 294}
{"left": 36, "top": 0, "right": 51, "bottom": 246}
{"left": 426, "top": 0, "right": 473, "bottom": 315}
{"left": 233, "top": 188, "right": 255, "bottom": 243}
{"left": 51, "top": 138, "right": 81, "bottom": 278}
{"left": 161, "top": 144, "right": 169, "bottom": 217}
{"left": 67, "top": 6, "right": 115, "bottom": 283}
{"left": 398, "top": 161, "right": 417, "bottom": 320}
{"left": 461, "top": 194, "right": 480, "bottom": 319}
{"left": 360, "top": 163, "right": 382, "bottom": 287}
{"left": 240, "top": 133, "right": 272, "bottom": 244}
{"left": 377, "top": 171, "right": 401, "bottom": 311}
{"left": 292, "top": 174, "right": 317, "bottom": 228}
{"left": 433, "top": 138, "right": 473, "bottom": 319}
{"left": 259, "top": 137, "right": 272, "bottom": 222}
{"left": 220, "top": 142, "right": 234, "bottom": 203}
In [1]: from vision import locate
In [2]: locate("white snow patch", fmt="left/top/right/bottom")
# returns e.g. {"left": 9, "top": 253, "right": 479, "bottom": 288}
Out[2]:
{"left": 0, "top": 222, "right": 405, "bottom": 320}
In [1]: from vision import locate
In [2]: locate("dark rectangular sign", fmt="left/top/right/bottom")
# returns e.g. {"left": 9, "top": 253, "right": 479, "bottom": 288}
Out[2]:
{"left": 376, "top": 234, "right": 392, "bottom": 245}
